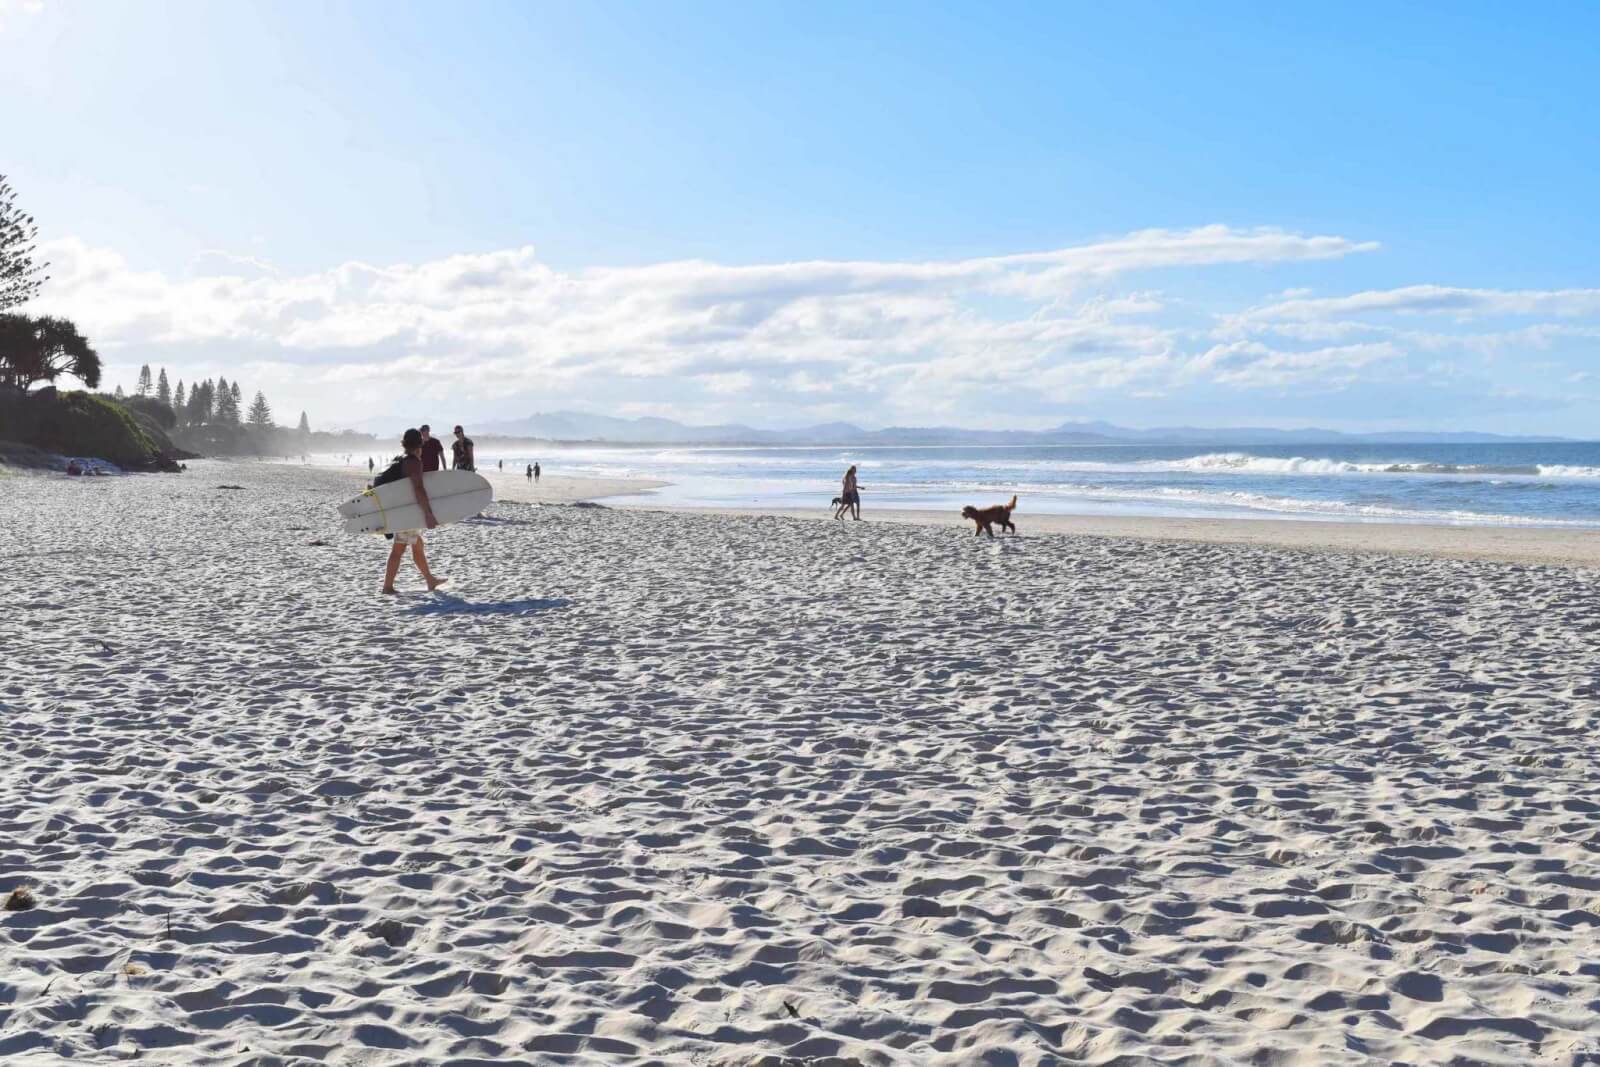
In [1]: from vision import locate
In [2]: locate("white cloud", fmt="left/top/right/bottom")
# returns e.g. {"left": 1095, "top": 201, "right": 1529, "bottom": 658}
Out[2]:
{"left": 1240, "top": 284, "right": 1600, "bottom": 323}
{"left": 25, "top": 226, "right": 1599, "bottom": 427}
{"left": 1184, "top": 340, "right": 1403, "bottom": 388}
{"left": 0, "top": 0, "right": 45, "bottom": 34}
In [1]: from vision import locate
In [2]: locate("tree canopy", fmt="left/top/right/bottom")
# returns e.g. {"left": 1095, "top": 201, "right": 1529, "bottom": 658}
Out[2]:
{"left": 186, "top": 379, "right": 214, "bottom": 424}
{"left": 0, "top": 175, "right": 47, "bottom": 311}
{"left": 214, "top": 376, "right": 241, "bottom": 426}
{"left": 247, "top": 390, "right": 273, "bottom": 429}
{"left": 0, "top": 313, "right": 102, "bottom": 391}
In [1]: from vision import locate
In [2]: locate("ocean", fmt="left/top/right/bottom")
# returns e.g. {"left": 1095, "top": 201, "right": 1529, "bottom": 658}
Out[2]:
{"left": 472, "top": 440, "right": 1600, "bottom": 528}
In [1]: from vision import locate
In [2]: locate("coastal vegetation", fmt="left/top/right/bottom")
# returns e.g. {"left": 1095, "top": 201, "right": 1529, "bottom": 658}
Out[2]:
{"left": 0, "top": 174, "right": 374, "bottom": 469}
{"left": 0, "top": 388, "right": 174, "bottom": 470}
{"left": 112, "top": 361, "right": 375, "bottom": 457}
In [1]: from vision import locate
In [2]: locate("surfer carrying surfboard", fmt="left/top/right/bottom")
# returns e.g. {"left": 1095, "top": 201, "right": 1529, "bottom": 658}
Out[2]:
{"left": 381, "top": 428, "right": 449, "bottom": 595}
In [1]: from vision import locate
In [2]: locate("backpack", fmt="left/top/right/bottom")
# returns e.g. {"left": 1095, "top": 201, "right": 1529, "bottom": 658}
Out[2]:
{"left": 372, "top": 454, "right": 409, "bottom": 488}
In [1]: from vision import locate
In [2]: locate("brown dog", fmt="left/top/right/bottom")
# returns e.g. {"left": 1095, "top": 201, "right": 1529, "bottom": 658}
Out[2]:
{"left": 961, "top": 495, "right": 1018, "bottom": 537}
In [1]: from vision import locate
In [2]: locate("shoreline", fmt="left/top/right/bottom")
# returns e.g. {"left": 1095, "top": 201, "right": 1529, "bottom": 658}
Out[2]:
{"left": 15, "top": 455, "right": 1600, "bottom": 567}
{"left": 620, "top": 501, "right": 1600, "bottom": 568}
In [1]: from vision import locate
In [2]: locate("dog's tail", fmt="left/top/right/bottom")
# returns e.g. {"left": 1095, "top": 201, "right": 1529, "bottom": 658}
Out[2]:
{"left": 1006, "top": 494, "right": 1017, "bottom": 512}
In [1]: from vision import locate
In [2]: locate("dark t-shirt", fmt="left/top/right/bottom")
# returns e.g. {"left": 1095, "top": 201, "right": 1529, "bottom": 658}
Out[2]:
{"left": 452, "top": 436, "right": 474, "bottom": 470}
{"left": 420, "top": 437, "right": 445, "bottom": 472}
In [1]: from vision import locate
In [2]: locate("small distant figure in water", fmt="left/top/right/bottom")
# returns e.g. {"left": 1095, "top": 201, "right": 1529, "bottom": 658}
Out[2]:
{"left": 381, "top": 428, "right": 447, "bottom": 596}
{"left": 836, "top": 464, "right": 861, "bottom": 520}
{"left": 497, "top": 458, "right": 503, "bottom": 471}
{"left": 525, "top": 463, "right": 533, "bottom": 482}
{"left": 66, "top": 459, "right": 83, "bottom": 476}
{"left": 534, "top": 462, "right": 541, "bottom": 482}
{"left": 368, "top": 457, "right": 374, "bottom": 474}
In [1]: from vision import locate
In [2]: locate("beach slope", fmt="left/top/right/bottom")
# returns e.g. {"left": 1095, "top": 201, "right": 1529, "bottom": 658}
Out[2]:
{"left": 3, "top": 461, "right": 1598, "bottom": 1064}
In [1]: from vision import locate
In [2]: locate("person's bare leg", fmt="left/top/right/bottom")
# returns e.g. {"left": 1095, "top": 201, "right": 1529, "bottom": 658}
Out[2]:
{"left": 382, "top": 542, "right": 406, "bottom": 593}
{"left": 412, "top": 539, "right": 447, "bottom": 590}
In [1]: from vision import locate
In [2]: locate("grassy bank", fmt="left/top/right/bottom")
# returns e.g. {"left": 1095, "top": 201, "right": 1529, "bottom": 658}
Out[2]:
{"left": 0, "top": 389, "right": 192, "bottom": 471}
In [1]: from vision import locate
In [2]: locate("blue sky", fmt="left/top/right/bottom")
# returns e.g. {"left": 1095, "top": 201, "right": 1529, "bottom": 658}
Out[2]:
{"left": 4, "top": 1, "right": 1598, "bottom": 434}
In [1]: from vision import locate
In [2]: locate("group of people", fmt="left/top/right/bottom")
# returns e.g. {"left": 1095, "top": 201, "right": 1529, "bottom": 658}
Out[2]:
{"left": 375, "top": 425, "right": 555, "bottom": 593}
{"left": 375, "top": 424, "right": 476, "bottom": 594}
{"left": 376, "top": 424, "right": 870, "bottom": 594}
{"left": 367, "top": 424, "right": 475, "bottom": 477}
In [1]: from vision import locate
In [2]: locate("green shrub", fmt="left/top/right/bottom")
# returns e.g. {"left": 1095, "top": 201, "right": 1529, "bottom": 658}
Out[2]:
{"left": 0, "top": 389, "right": 168, "bottom": 470}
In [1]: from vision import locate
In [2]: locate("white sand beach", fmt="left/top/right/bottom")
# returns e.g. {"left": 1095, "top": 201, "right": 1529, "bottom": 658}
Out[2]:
{"left": 4, "top": 461, "right": 1600, "bottom": 1065}
{"left": 645, "top": 506, "right": 1600, "bottom": 570}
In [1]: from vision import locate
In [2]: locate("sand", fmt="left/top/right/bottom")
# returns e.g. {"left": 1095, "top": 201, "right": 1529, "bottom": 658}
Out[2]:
{"left": 639, "top": 506, "right": 1600, "bottom": 570}
{"left": 3, "top": 460, "right": 1599, "bottom": 1065}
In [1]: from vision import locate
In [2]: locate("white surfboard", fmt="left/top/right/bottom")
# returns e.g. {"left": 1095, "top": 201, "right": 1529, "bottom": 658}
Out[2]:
{"left": 338, "top": 469, "right": 494, "bottom": 535}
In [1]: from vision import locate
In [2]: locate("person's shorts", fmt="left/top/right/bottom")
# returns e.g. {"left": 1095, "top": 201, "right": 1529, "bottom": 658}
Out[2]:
{"left": 393, "top": 529, "right": 422, "bottom": 546}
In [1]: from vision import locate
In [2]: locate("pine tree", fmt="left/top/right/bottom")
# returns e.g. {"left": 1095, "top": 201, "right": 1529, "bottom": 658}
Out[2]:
{"left": 114, "top": 384, "right": 125, "bottom": 399}
{"left": 136, "top": 364, "right": 152, "bottom": 397}
{"left": 187, "top": 379, "right": 208, "bottom": 424}
{"left": 156, "top": 367, "right": 171, "bottom": 408}
{"left": 173, "top": 379, "right": 186, "bottom": 422}
{"left": 230, "top": 380, "right": 242, "bottom": 410}
{"left": 297, "top": 411, "right": 310, "bottom": 435}
{"left": 215, "top": 378, "right": 241, "bottom": 426}
{"left": 247, "top": 390, "right": 273, "bottom": 429}
{"left": 0, "top": 174, "right": 49, "bottom": 311}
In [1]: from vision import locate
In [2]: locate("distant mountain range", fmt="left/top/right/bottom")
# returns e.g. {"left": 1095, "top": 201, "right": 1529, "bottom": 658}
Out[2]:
{"left": 472, "top": 411, "right": 1573, "bottom": 446}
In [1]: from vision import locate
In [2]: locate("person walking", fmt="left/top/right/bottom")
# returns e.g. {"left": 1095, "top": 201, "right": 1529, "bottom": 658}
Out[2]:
{"left": 367, "top": 457, "right": 374, "bottom": 474}
{"left": 451, "top": 425, "right": 476, "bottom": 471}
{"left": 419, "top": 425, "right": 446, "bottom": 473}
{"left": 534, "top": 462, "right": 540, "bottom": 482}
{"left": 381, "top": 429, "right": 448, "bottom": 595}
{"left": 839, "top": 464, "right": 861, "bottom": 520}
{"left": 525, "top": 463, "right": 533, "bottom": 482}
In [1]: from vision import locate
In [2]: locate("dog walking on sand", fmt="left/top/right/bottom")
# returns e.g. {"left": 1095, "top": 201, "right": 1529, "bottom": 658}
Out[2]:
{"left": 961, "top": 495, "right": 1018, "bottom": 537}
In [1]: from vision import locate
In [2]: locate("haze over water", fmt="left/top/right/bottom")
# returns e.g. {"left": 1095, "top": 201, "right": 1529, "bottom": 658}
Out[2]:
{"left": 468, "top": 441, "right": 1600, "bottom": 527}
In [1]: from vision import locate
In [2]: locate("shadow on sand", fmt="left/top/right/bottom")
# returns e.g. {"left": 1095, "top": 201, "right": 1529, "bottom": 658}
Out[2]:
{"left": 404, "top": 595, "right": 573, "bottom": 617}
{"left": 461, "top": 515, "right": 538, "bottom": 527}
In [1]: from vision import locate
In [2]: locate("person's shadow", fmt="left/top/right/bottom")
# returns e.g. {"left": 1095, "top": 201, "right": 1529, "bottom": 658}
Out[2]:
{"left": 403, "top": 594, "right": 572, "bottom": 617}
{"left": 461, "top": 515, "right": 537, "bottom": 527}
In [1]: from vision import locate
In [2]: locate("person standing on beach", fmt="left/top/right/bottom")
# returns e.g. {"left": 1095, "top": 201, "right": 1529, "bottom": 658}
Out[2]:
{"left": 840, "top": 464, "right": 861, "bottom": 520}
{"left": 367, "top": 457, "right": 374, "bottom": 474}
{"left": 525, "top": 463, "right": 533, "bottom": 482}
{"left": 382, "top": 428, "right": 447, "bottom": 595}
{"left": 534, "top": 462, "right": 540, "bottom": 482}
{"left": 451, "top": 425, "right": 476, "bottom": 471}
{"left": 419, "top": 425, "right": 446, "bottom": 473}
